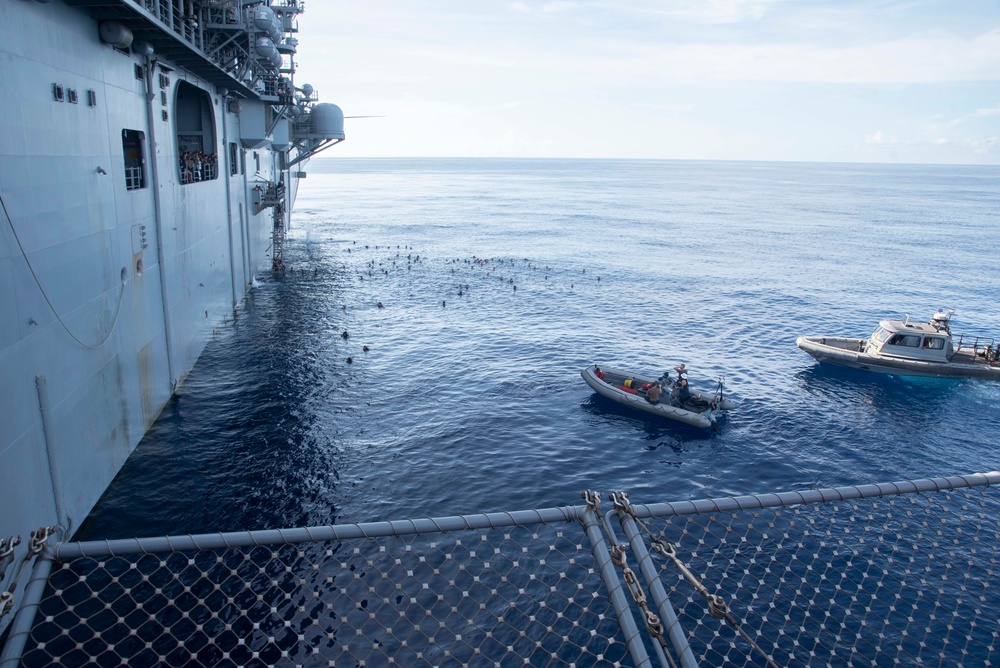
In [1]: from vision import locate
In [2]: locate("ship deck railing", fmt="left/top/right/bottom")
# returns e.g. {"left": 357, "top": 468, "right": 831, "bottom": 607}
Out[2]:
{"left": 88, "top": 1, "right": 288, "bottom": 99}
{"left": 179, "top": 163, "right": 218, "bottom": 186}
{"left": 1, "top": 472, "right": 998, "bottom": 666}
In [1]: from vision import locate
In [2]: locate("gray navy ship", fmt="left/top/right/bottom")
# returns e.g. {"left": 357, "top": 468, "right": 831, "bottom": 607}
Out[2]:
{"left": 0, "top": 0, "right": 344, "bottom": 585}
{"left": 2, "top": 5, "right": 999, "bottom": 662}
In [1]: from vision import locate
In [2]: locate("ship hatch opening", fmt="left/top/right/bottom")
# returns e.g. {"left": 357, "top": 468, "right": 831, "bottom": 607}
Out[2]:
{"left": 122, "top": 129, "right": 146, "bottom": 190}
{"left": 175, "top": 82, "right": 218, "bottom": 185}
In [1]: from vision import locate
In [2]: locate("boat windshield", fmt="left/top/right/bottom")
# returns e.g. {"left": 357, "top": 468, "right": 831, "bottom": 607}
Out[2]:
{"left": 871, "top": 327, "right": 891, "bottom": 345}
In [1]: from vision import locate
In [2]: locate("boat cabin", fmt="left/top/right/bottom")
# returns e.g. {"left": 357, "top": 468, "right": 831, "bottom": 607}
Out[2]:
{"left": 868, "top": 318, "right": 952, "bottom": 362}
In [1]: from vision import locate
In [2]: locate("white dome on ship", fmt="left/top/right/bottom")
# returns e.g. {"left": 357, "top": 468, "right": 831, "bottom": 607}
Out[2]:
{"left": 310, "top": 103, "right": 345, "bottom": 140}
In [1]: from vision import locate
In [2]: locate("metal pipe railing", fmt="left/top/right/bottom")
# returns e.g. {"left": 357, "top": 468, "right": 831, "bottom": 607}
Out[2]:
{"left": 628, "top": 472, "right": 1000, "bottom": 520}
{"left": 55, "top": 506, "right": 582, "bottom": 559}
{"left": 0, "top": 553, "right": 53, "bottom": 668}
{"left": 1, "top": 472, "right": 993, "bottom": 667}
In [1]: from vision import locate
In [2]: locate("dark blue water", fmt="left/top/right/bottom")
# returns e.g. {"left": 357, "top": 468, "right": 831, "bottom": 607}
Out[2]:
{"left": 76, "top": 159, "right": 1000, "bottom": 540}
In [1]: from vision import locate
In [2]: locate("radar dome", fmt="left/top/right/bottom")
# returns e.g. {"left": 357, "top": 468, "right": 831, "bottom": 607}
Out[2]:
{"left": 310, "top": 103, "right": 345, "bottom": 140}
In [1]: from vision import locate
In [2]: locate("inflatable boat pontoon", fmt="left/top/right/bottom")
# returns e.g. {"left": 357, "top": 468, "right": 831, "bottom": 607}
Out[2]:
{"left": 581, "top": 364, "right": 734, "bottom": 429}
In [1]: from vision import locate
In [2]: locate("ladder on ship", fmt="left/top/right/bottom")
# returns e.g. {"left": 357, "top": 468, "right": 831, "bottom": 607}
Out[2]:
{"left": 271, "top": 202, "right": 285, "bottom": 273}
{"left": 259, "top": 180, "right": 286, "bottom": 273}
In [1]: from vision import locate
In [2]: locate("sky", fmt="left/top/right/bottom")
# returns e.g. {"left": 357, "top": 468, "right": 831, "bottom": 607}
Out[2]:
{"left": 293, "top": 1, "right": 1000, "bottom": 164}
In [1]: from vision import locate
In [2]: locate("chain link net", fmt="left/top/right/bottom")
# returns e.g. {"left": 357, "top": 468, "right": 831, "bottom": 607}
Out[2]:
{"left": 5, "top": 477, "right": 999, "bottom": 667}
{"left": 635, "top": 485, "right": 1000, "bottom": 666}
{"left": 16, "top": 523, "right": 633, "bottom": 667}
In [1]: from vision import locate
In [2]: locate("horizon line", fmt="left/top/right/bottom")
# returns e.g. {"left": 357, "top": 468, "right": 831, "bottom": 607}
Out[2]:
{"left": 310, "top": 156, "right": 1000, "bottom": 168}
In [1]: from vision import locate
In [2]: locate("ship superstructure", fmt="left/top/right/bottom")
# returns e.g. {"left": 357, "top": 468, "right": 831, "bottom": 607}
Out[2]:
{"left": 0, "top": 0, "right": 345, "bottom": 613}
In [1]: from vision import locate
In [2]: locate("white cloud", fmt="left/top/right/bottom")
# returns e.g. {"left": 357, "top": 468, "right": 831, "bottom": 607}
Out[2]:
{"left": 865, "top": 131, "right": 899, "bottom": 146}
{"left": 611, "top": 29, "right": 1000, "bottom": 84}
{"left": 500, "top": 130, "right": 556, "bottom": 156}
{"left": 969, "top": 136, "right": 999, "bottom": 154}
{"left": 973, "top": 104, "right": 1000, "bottom": 118}
{"left": 661, "top": 0, "right": 779, "bottom": 24}
{"left": 935, "top": 102, "right": 1000, "bottom": 129}
{"left": 294, "top": 2, "right": 1000, "bottom": 163}
{"left": 508, "top": 0, "right": 779, "bottom": 24}
{"left": 507, "top": 1, "right": 583, "bottom": 15}
{"left": 633, "top": 102, "right": 696, "bottom": 114}
{"left": 302, "top": 7, "right": 1000, "bottom": 87}
{"left": 344, "top": 28, "right": 1000, "bottom": 89}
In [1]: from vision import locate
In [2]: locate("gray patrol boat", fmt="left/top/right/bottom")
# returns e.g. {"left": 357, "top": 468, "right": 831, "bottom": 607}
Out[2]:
{"left": 0, "top": 0, "right": 345, "bottom": 595}
{"left": 797, "top": 309, "right": 1000, "bottom": 378}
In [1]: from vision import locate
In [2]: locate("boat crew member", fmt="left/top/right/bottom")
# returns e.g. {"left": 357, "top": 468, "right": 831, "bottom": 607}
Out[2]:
{"left": 646, "top": 382, "right": 662, "bottom": 404}
{"left": 677, "top": 377, "right": 691, "bottom": 403}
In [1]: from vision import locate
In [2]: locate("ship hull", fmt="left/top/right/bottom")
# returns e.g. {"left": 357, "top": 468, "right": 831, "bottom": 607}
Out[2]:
{"left": 0, "top": 1, "right": 292, "bottom": 549}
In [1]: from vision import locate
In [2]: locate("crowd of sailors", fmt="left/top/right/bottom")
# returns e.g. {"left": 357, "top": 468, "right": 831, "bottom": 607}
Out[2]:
{"left": 179, "top": 151, "right": 218, "bottom": 184}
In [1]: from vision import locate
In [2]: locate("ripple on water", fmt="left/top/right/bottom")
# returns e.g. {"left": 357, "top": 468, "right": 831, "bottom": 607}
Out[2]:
{"left": 76, "top": 159, "right": 1000, "bottom": 539}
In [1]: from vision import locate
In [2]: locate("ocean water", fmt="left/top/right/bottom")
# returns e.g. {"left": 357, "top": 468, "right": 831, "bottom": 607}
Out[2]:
{"left": 76, "top": 159, "right": 1000, "bottom": 540}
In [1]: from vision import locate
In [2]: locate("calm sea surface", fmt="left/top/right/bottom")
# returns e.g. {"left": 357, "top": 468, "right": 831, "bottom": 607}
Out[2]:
{"left": 77, "top": 159, "right": 1000, "bottom": 540}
